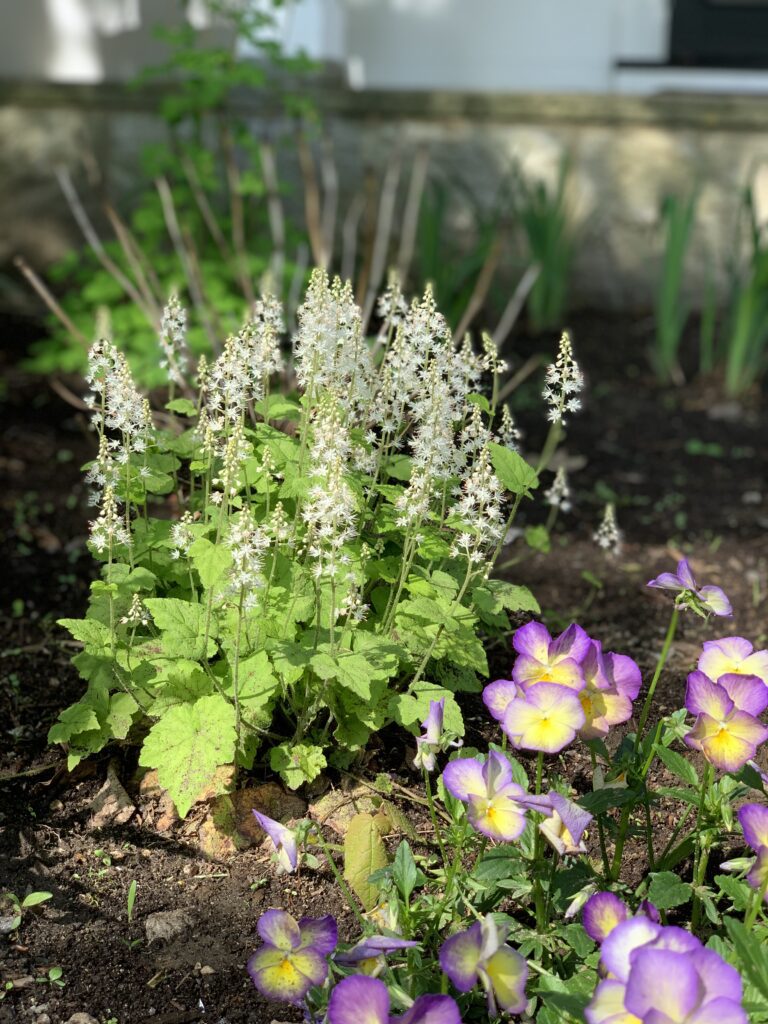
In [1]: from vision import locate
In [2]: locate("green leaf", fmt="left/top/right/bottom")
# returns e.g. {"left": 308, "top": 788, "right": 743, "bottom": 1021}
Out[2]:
{"left": 724, "top": 917, "right": 768, "bottom": 998}
{"left": 269, "top": 742, "right": 327, "bottom": 790}
{"left": 254, "top": 395, "right": 301, "bottom": 421}
{"left": 524, "top": 524, "right": 551, "bottom": 553}
{"left": 106, "top": 692, "right": 139, "bottom": 740}
{"left": 472, "top": 580, "right": 539, "bottom": 626}
{"left": 389, "top": 684, "right": 464, "bottom": 737}
{"left": 392, "top": 841, "right": 424, "bottom": 903}
{"left": 143, "top": 598, "right": 217, "bottom": 660}
{"left": 188, "top": 537, "right": 232, "bottom": 589}
{"left": 489, "top": 442, "right": 539, "bottom": 496}
{"left": 343, "top": 812, "right": 389, "bottom": 911}
{"left": 655, "top": 745, "right": 699, "bottom": 787}
{"left": 715, "top": 875, "right": 751, "bottom": 911}
{"left": 21, "top": 891, "right": 53, "bottom": 909}
{"left": 57, "top": 618, "right": 112, "bottom": 654}
{"left": 647, "top": 871, "right": 692, "bottom": 910}
{"left": 148, "top": 660, "right": 213, "bottom": 717}
{"left": 383, "top": 454, "right": 412, "bottom": 481}
{"left": 138, "top": 694, "right": 237, "bottom": 817}
{"left": 165, "top": 398, "right": 198, "bottom": 417}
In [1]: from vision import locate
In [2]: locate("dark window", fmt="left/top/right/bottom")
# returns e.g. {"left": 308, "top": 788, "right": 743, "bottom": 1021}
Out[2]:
{"left": 670, "top": 0, "right": 768, "bottom": 67}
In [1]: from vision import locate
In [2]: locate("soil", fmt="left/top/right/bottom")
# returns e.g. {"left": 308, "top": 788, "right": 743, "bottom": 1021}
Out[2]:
{"left": 1, "top": 309, "right": 765, "bottom": 1024}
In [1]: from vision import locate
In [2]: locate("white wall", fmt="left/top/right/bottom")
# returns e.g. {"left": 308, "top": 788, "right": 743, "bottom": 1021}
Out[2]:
{"left": 340, "top": 0, "right": 668, "bottom": 92}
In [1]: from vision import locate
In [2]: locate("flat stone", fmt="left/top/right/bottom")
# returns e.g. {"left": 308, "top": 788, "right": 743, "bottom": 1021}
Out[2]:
{"left": 309, "top": 785, "right": 380, "bottom": 835}
{"left": 144, "top": 908, "right": 196, "bottom": 944}
{"left": 63, "top": 1016, "right": 99, "bottom": 1024}
{"left": 89, "top": 763, "right": 135, "bottom": 829}
{"left": 196, "top": 784, "right": 307, "bottom": 860}
{"left": 9, "top": 976, "right": 35, "bottom": 990}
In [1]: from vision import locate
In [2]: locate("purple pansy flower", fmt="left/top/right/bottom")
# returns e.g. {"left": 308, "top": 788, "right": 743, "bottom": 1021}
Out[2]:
{"left": 334, "top": 934, "right": 419, "bottom": 965}
{"left": 482, "top": 678, "right": 518, "bottom": 723}
{"left": 683, "top": 671, "right": 768, "bottom": 772}
{"left": 586, "top": 917, "right": 747, "bottom": 1024}
{"left": 512, "top": 621, "right": 590, "bottom": 691}
{"left": 578, "top": 640, "right": 641, "bottom": 740}
{"left": 252, "top": 810, "right": 298, "bottom": 874}
{"left": 247, "top": 909, "right": 337, "bottom": 1004}
{"left": 502, "top": 682, "right": 586, "bottom": 753}
{"left": 439, "top": 915, "right": 528, "bottom": 1015}
{"left": 539, "top": 791, "right": 593, "bottom": 856}
{"left": 327, "top": 975, "right": 461, "bottom": 1024}
{"left": 582, "top": 893, "right": 659, "bottom": 945}
{"left": 699, "top": 636, "right": 768, "bottom": 687}
{"left": 441, "top": 750, "right": 548, "bottom": 841}
{"left": 647, "top": 558, "right": 732, "bottom": 617}
{"left": 413, "top": 698, "right": 461, "bottom": 772}
{"left": 738, "top": 803, "right": 768, "bottom": 902}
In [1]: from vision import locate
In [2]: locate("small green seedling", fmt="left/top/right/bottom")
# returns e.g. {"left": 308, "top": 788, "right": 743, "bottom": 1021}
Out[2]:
{"left": 2, "top": 890, "right": 53, "bottom": 931}
{"left": 35, "top": 966, "right": 65, "bottom": 989}
{"left": 126, "top": 879, "right": 137, "bottom": 923}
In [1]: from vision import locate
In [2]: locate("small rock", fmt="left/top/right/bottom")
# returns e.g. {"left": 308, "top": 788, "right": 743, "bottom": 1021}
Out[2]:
{"left": 36, "top": 1016, "right": 51, "bottom": 1024}
{"left": 10, "top": 976, "right": 35, "bottom": 990}
{"left": 197, "top": 784, "right": 307, "bottom": 860}
{"left": 200, "top": 965, "right": 215, "bottom": 975}
{"left": 49, "top": 800, "right": 64, "bottom": 814}
{"left": 89, "top": 763, "right": 135, "bottom": 829}
{"left": 145, "top": 908, "right": 196, "bottom": 944}
{"left": 309, "top": 785, "right": 379, "bottom": 835}
{"left": 138, "top": 768, "right": 164, "bottom": 801}
{"left": 0, "top": 915, "right": 18, "bottom": 936}
{"left": 64, "top": 1015, "right": 99, "bottom": 1024}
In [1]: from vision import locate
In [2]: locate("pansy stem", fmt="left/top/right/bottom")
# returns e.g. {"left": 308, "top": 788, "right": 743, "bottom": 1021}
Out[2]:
{"left": 636, "top": 607, "right": 679, "bottom": 747}
{"left": 745, "top": 872, "right": 768, "bottom": 929}
{"left": 590, "top": 750, "right": 612, "bottom": 879}
{"left": 533, "top": 751, "right": 546, "bottom": 932}
{"left": 311, "top": 826, "right": 367, "bottom": 931}
{"left": 690, "top": 763, "right": 713, "bottom": 934}
{"left": 423, "top": 768, "right": 449, "bottom": 870}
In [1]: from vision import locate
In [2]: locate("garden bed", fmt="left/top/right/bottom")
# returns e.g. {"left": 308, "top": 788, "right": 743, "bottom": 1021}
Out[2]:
{"left": 1, "top": 309, "right": 765, "bottom": 1024}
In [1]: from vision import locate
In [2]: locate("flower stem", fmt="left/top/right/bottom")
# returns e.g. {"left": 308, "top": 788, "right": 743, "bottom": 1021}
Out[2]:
{"left": 745, "top": 872, "right": 768, "bottom": 929}
{"left": 690, "top": 763, "right": 713, "bottom": 933}
{"left": 636, "top": 607, "right": 679, "bottom": 747}
{"left": 311, "top": 827, "right": 367, "bottom": 931}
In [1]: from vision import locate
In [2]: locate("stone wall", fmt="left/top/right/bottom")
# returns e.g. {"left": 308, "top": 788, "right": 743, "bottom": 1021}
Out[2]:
{"left": 3, "top": 80, "right": 768, "bottom": 314}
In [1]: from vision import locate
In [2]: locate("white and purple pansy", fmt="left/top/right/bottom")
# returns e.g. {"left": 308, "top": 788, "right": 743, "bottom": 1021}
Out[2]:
{"left": 439, "top": 915, "right": 528, "bottom": 1016}
{"left": 247, "top": 909, "right": 337, "bottom": 1005}
{"left": 327, "top": 975, "right": 462, "bottom": 1024}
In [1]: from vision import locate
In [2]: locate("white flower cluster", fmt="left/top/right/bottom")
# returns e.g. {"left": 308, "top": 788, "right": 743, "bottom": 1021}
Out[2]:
{"left": 86, "top": 340, "right": 152, "bottom": 445}
{"left": 89, "top": 486, "right": 130, "bottom": 553}
{"left": 159, "top": 294, "right": 190, "bottom": 388}
{"left": 203, "top": 297, "right": 284, "bottom": 432}
{"left": 301, "top": 400, "right": 358, "bottom": 582}
{"left": 593, "top": 502, "right": 622, "bottom": 556}
{"left": 543, "top": 331, "right": 584, "bottom": 425}
{"left": 545, "top": 467, "right": 572, "bottom": 512}
{"left": 294, "top": 270, "right": 373, "bottom": 410}
{"left": 170, "top": 510, "right": 196, "bottom": 560}
{"left": 226, "top": 510, "right": 271, "bottom": 609}
{"left": 499, "top": 405, "right": 522, "bottom": 451}
{"left": 211, "top": 422, "right": 251, "bottom": 504}
{"left": 119, "top": 593, "right": 150, "bottom": 627}
{"left": 451, "top": 446, "right": 505, "bottom": 563}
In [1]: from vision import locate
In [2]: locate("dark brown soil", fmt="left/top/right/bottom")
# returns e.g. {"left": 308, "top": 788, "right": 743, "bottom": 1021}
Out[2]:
{"left": 1, "top": 310, "right": 765, "bottom": 1023}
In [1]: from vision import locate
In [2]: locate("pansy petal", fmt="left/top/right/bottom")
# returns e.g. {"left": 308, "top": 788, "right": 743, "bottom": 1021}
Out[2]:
{"left": 686, "top": 997, "right": 749, "bottom": 1024}
{"left": 483, "top": 679, "right": 518, "bottom": 723}
{"left": 600, "top": 917, "right": 661, "bottom": 983}
{"left": 605, "top": 652, "right": 642, "bottom": 701}
{"left": 647, "top": 572, "right": 685, "bottom": 591}
{"left": 397, "top": 994, "right": 463, "bottom": 1024}
{"left": 483, "top": 749, "right": 514, "bottom": 793}
{"left": 247, "top": 946, "right": 326, "bottom": 1004}
{"left": 483, "top": 946, "right": 528, "bottom": 1013}
{"left": 582, "top": 892, "right": 629, "bottom": 943}
{"left": 700, "top": 724, "right": 757, "bottom": 773}
{"left": 699, "top": 585, "right": 732, "bottom": 617}
{"left": 503, "top": 683, "right": 584, "bottom": 754}
{"left": 718, "top": 674, "right": 768, "bottom": 716}
{"left": 676, "top": 559, "right": 697, "bottom": 589}
{"left": 690, "top": 947, "right": 744, "bottom": 1004}
{"left": 442, "top": 758, "right": 487, "bottom": 802}
{"left": 422, "top": 699, "right": 445, "bottom": 743}
{"left": 699, "top": 637, "right": 755, "bottom": 680}
{"left": 257, "top": 909, "right": 301, "bottom": 950}
{"left": 746, "top": 847, "right": 768, "bottom": 898}
{"left": 738, "top": 803, "right": 768, "bottom": 852}
{"left": 335, "top": 935, "right": 419, "bottom": 963}
{"left": 624, "top": 949, "right": 702, "bottom": 1021}
{"left": 253, "top": 811, "right": 298, "bottom": 872}
{"left": 585, "top": 979, "right": 636, "bottom": 1024}
{"left": 327, "top": 974, "right": 389, "bottom": 1024}
{"left": 549, "top": 792, "right": 592, "bottom": 846}
{"left": 298, "top": 914, "right": 337, "bottom": 955}
{"left": 685, "top": 671, "right": 733, "bottom": 718}
{"left": 467, "top": 793, "right": 527, "bottom": 842}
{"left": 439, "top": 922, "right": 483, "bottom": 992}
{"left": 551, "top": 623, "right": 592, "bottom": 664}
{"left": 740, "top": 649, "right": 768, "bottom": 684}
{"left": 512, "top": 621, "right": 552, "bottom": 661}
